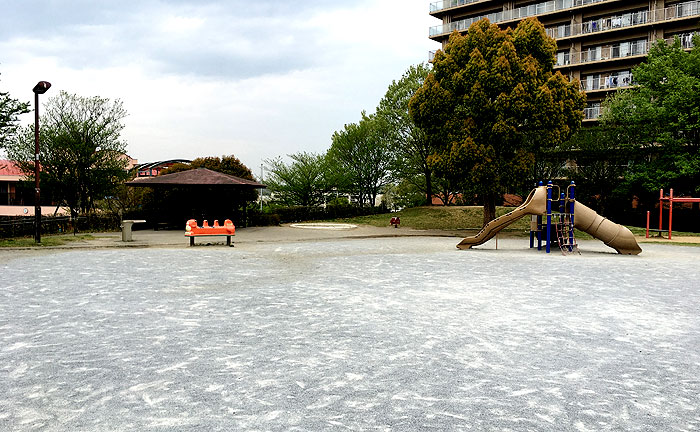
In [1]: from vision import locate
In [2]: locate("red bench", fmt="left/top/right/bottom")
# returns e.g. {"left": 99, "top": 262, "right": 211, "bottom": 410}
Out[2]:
{"left": 185, "top": 219, "right": 235, "bottom": 246}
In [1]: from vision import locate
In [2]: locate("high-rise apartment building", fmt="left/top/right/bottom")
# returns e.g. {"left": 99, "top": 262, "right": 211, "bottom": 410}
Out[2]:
{"left": 428, "top": 0, "right": 700, "bottom": 121}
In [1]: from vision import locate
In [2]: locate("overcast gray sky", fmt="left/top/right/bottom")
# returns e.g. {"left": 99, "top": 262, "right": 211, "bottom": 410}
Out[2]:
{"left": 0, "top": 0, "right": 439, "bottom": 173}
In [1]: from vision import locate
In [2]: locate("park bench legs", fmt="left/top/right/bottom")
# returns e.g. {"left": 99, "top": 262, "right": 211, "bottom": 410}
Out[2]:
{"left": 188, "top": 236, "right": 233, "bottom": 247}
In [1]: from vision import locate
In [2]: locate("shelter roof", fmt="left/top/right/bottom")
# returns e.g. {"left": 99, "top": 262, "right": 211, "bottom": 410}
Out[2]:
{"left": 0, "top": 160, "right": 24, "bottom": 176}
{"left": 135, "top": 159, "right": 191, "bottom": 171}
{"left": 126, "top": 167, "right": 266, "bottom": 188}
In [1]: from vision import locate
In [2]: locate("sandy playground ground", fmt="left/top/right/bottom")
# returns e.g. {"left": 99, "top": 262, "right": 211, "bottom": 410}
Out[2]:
{"left": 1, "top": 226, "right": 698, "bottom": 431}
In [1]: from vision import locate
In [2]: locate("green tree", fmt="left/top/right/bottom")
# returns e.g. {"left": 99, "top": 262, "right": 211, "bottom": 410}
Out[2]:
{"left": 601, "top": 35, "right": 700, "bottom": 197}
{"left": 264, "top": 151, "right": 329, "bottom": 207}
{"left": 410, "top": 18, "right": 585, "bottom": 225}
{"left": 6, "top": 91, "right": 129, "bottom": 217}
{"left": 381, "top": 181, "right": 425, "bottom": 211}
{"left": 0, "top": 74, "right": 30, "bottom": 148}
{"left": 376, "top": 63, "right": 434, "bottom": 205}
{"left": 562, "top": 126, "right": 631, "bottom": 215}
{"left": 162, "top": 155, "right": 255, "bottom": 181}
{"left": 328, "top": 112, "right": 395, "bottom": 207}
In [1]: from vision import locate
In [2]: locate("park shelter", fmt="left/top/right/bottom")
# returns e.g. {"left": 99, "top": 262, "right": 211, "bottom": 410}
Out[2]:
{"left": 126, "top": 168, "right": 265, "bottom": 228}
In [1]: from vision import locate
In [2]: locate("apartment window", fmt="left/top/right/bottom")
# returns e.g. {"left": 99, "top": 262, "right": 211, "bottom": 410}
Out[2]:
{"left": 546, "top": 23, "right": 571, "bottom": 39}
{"left": 557, "top": 50, "right": 570, "bottom": 66}
{"left": 558, "top": 23, "right": 571, "bottom": 37}
{"left": 674, "top": 1, "right": 700, "bottom": 18}
{"left": 584, "top": 102, "right": 601, "bottom": 120}
{"left": 669, "top": 32, "right": 698, "bottom": 48}
{"left": 0, "top": 183, "right": 8, "bottom": 205}
{"left": 633, "top": 10, "right": 648, "bottom": 25}
{"left": 582, "top": 46, "right": 602, "bottom": 62}
{"left": 631, "top": 39, "right": 647, "bottom": 55}
{"left": 583, "top": 74, "right": 600, "bottom": 91}
{"left": 605, "top": 71, "right": 632, "bottom": 88}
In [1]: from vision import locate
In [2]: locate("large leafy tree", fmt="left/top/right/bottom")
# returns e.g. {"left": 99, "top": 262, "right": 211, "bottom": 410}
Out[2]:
{"left": 602, "top": 35, "right": 700, "bottom": 197}
{"left": 376, "top": 63, "right": 435, "bottom": 205}
{"left": 162, "top": 155, "right": 255, "bottom": 181}
{"left": 410, "top": 18, "right": 585, "bottom": 224}
{"left": 6, "top": 91, "right": 129, "bottom": 217}
{"left": 328, "top": 111, "right": 395, "bottom": 207}
{"left": 0, "top": 74, "right": 30, "bottom": 148}
{"left": 265, "top": 151, "right": 329, "bottom": 207}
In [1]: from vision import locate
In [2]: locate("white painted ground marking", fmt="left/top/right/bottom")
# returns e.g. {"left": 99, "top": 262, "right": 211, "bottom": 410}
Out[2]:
{"left": 289, "top": 223, "right": 357, "bottom": 230}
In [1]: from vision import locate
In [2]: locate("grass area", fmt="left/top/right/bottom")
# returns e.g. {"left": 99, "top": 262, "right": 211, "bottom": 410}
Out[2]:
{"left": 334, "top": 206, "right": 700, "bottom": 242}
{"left": 0, "top": 234, "right": 95, "bottom": 248}
{"left": 334, "top": 205, "right": 530, "bottom": 234}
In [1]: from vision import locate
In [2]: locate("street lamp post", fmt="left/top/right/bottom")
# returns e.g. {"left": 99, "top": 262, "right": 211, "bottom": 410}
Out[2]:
{"left": 260, "top": 164, "right": 264, "bottom": 211}
{"left": 33, "top": 81, "right": 51, "bottom": 244}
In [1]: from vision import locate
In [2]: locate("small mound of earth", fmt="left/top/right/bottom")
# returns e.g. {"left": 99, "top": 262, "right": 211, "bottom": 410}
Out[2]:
{"left": 289, "top": 223, "right": 357, "bottom": 230}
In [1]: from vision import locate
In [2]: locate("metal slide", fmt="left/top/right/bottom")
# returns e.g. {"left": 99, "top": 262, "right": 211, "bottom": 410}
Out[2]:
{"left": 456, "top": 186, "right": 642, "bottom": 255}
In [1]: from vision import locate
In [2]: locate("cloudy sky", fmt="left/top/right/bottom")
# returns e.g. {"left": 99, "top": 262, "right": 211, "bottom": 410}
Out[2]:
{"left": 0, "top": 0, "right": 440, "bottom": 174}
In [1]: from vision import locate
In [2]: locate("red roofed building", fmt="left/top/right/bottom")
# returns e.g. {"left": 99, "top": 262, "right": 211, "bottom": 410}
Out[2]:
{"left": 0, "top": 159, "right": 69, "bottom": 216}
{"left": 0, "top": 160, "right": 27, "bottom": 208}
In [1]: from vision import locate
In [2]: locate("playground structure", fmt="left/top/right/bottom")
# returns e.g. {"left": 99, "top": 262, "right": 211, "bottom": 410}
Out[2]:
{"left": 457, "top": 181, "right": 642, "bottom": 255}
{"left": 185, "top": 219, "right": 236, "bottom": 246}
{"left": 646, "top": 188, "right": 700, "bottom": 240}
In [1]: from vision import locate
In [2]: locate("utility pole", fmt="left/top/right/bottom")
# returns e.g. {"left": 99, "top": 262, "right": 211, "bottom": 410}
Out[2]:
{"left": 260, "top": 163, "right": 264, "bottom": 211}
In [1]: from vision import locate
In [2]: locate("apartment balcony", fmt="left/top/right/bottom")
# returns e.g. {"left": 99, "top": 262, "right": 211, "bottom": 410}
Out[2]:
{"left": 552, "top": 39, "right": 649, "bottom": 69}
{"left": 583, "top": 105, "right": 601, "bottom": 120}
{"left": 430, "top": 0, "right": 489, "bottom": 14}
{"left": 546, "top": 10, "right": 649, "bottom": 40}
{"left": 556, "top": 31, "right": 697, "bottom": 69}
{"left": 431, "top": 0, "right": 700, "bottom": 40}
{"left": 580, "top": 72, "right": 634, "bottom": 91}
{"left": 429, "top": 0, "right": 617, "bottom": 38}
{"left": 546, "top": 1, "right": 700, "bottom": 41}
{"left": 667, "top": 32, "right": 698, "bottom": 49}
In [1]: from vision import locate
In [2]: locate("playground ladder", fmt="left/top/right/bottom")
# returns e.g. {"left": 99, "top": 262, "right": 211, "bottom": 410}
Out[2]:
{"left": 554, "top": 213, "right": 580, "bottom": 255}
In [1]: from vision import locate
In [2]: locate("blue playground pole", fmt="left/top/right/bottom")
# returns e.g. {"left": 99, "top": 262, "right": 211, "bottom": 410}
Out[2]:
{"left": 569, "top": 181, "right": 576, "bottom": 251}
{"left": 546, "top": 181, "right": 552, "bottom": 253}
{"left": 560, "top": 193, "right": 565, "bottom": 213}
{"left": 537, "top": 181, "right": 543, "bottom": 251}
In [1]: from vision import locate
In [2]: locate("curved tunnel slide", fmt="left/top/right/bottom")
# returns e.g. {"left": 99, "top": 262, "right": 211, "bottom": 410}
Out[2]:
{"left": 456, "top": 186, "right": 642, "bottom": 255}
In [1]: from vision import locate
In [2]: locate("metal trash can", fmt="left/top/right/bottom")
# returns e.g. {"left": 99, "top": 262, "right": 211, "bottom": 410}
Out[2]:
{"left": 121, "top": 220, "right": 135, "bottom": 242}
{"left": 120, "top": 219, "right": 146, "bottom": 242}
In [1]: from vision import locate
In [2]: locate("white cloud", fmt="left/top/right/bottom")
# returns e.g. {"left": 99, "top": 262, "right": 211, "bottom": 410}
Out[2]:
{"left": 0, "top": 0, "right": 440, "bottom": 169}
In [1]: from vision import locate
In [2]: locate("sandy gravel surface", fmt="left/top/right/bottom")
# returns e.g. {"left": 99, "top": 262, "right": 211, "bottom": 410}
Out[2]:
{"left": 1, "top": 232, "right": 699, "bottom": 431}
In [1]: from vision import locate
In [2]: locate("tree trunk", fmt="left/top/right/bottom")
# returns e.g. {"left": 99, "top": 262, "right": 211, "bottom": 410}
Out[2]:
{"left": 483, "top": 196, "right": 497, "bottom": 227}
{"left": 425, "top": 170, "right": 433, "bottom": 206}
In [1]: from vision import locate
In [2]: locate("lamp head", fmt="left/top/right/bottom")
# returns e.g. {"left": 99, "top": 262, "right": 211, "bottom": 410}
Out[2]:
{"left": 33, "top": 81, "right": 51, "bottom": 94}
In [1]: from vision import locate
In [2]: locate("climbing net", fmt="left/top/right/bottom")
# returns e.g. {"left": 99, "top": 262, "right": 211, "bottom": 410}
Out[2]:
{"left": 554, "top": 213, "right": 580, "bottom": 255}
